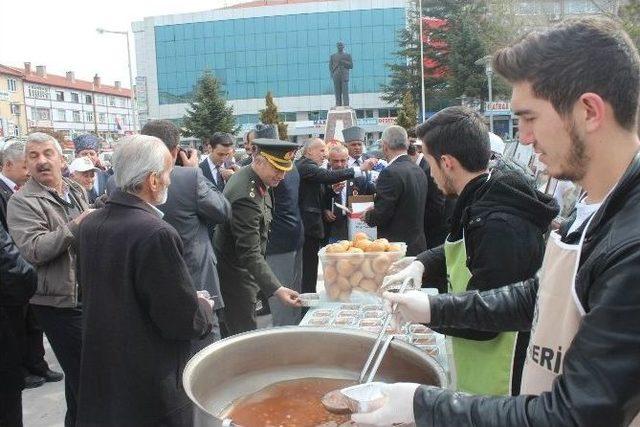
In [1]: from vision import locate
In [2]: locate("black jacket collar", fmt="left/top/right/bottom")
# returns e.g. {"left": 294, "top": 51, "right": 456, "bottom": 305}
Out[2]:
{"left": 107, "top": 190, "right": 160, "bottom": 217}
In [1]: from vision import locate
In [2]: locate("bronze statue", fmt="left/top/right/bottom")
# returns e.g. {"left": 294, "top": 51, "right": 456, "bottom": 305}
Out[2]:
{"left": 329, "top": 42, "right": 353, "bottom": 107}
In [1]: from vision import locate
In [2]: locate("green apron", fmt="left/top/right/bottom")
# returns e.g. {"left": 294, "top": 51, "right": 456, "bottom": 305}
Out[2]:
{"left": 444, "top": 234, "right": 517, "bottom": 395}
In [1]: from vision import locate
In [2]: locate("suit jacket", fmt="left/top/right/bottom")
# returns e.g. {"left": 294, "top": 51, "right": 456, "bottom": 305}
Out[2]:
{"left": 296, "top": 156, "right": 355, "bottom": 240}
{"left": 0, "top": 179, "right": 13, "bottom": 231}
{"left": 199, "top": 158, "right": 225, "bottom": 192}
{"left": 364, "top": 155, "right": 428, "bottom": 256}
{"left": 323, "top": 175, "right": 376, "bottom": 242}
{"left": 418, "top": 157, "right": 448, "bottom": 248}
{"left": 158, "top": 167, "right": 231, "bottom": 309}
{"left": 266, "top": 165, "right": 304, "bottom": 255}
{"left": 94, "top": 169, "right": 109, "bottom": 198}
{"left": 76, "top": 190, "right": 213, "bottom": 425}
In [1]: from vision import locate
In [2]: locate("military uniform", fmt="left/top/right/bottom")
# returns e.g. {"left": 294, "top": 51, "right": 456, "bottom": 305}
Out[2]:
{"left": 213, "top": 139, "right": 299, "bottom": 335}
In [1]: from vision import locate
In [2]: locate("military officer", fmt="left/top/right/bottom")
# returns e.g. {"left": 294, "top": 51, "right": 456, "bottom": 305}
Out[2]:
{"left": 214, "top": 139, "right": 302, "bottom": 336}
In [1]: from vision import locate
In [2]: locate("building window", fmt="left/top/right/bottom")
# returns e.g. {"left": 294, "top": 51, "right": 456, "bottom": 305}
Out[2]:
{"left": 28, "top": 85, "right": 49, "bottom": 99}
{"left": 109, "top": 96, "right": 116, "bottom": 107}
{"left": 85, "top": 112, "right": 94, "bottom": 122}
{"left": 96, "top": 95, "right": 106, "bottom": 105}
{"left": 56, "top": 109, "right": 66, "bottom": 121}
{"left": 278, "top": 112, "right": 297, "bottom": 122}
{"left": 98, "top": 113, "right": 106, "bottom": 124}
{"left": 55, "top": 91, "right": 65, "bottom": 101}
{"left": 308, "top": 110, "right": 328, "bottom": 121}
{"left": 35, "top": 108, "right": 51, "bottom": 121}
{"left": 72, "top": 111, "right": 82, "bottom": 122}
{"left": 71, "top": 92, "right": 80, "bottom": 103}
{"left": 7, "top": 79, "right": 17, "bottom": 92}
{"left": 356, "top": 109, "right": 374, "bottom": 119}
{"left": 378, "top": 108, "right": 398, "bottom": 118}
{"left": 10, "top": 104, "right": 20, "bottom": 115}
{"left": 85, "top": 95, "right": 93, "bottom": 104}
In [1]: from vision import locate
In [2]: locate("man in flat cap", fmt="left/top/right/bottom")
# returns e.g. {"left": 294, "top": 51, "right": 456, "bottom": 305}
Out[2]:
{"left": 214, "top": 139, "right": 302, "bottom": 335}
{"left": 72, "top": 134, "right": 110, "bottom": 200}
{"left": 343, "top": 126, "right": 371, "bottom": 167}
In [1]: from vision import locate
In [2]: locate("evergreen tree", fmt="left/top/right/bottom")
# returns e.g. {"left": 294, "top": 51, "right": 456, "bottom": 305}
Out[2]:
{"left": 259, "top": 92, "right": 288, "bottom": 140}
{"left": 182, "top": 71, "right": 238, "bottom": 140}
{"left": 396, "top": 91, "right": 419, "bottom": 131}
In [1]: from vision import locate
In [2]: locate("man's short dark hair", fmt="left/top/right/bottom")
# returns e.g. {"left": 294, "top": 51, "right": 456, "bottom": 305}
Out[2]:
{"left": 208, "top": 132, "right": 234, "bottom": 149}
{"left": 415, "top": 106, "right": 490, "bottom": 172}
{"left": 140, "top": 120, "right": 180, "bottom": 150}
{"left": 493, "top": 17, "right": 640, "bottom": 130}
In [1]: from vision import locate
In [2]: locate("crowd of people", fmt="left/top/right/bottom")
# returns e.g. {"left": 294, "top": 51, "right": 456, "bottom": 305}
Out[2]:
{"left": 0, "top": 15, "right": 639, "bottom": 427}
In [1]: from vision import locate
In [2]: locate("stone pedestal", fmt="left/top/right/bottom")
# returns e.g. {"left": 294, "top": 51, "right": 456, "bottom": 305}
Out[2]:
{"left": 324, "top": 106, "right": 357, "bottom": 142}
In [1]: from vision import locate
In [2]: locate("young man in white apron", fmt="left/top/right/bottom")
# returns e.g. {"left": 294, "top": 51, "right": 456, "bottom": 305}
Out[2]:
{"left": 350, "top": 17, "right": 640, "bottom": 427}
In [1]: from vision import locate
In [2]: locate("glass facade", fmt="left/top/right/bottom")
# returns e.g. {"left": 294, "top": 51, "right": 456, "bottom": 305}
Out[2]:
{"left": 155, "top": 8, "right": 405, "bottom": 105}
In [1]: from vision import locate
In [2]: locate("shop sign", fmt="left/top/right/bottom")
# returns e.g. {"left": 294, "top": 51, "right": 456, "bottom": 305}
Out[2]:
{"left": 378, "top": 117, "right": 397, "bottom": 125}
{"left": 485, "top": 101, "right": 512, "bottom": 115}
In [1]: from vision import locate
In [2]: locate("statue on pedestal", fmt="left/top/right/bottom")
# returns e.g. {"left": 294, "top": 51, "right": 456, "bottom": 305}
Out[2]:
{"left": 329, "top": 42, "right": 353, "bottom": 107}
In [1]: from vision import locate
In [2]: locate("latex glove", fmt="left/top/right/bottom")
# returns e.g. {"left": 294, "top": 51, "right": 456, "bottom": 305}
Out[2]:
{"left": 274, "top": 286, "right": 302, "bottom": 307}
{"left": 383, "top": 290, "right": 431, "bottom": 324}
{"left": 350, "top": 382, "right": 420, "bottom": 426}
{"left": 382, "top": 260, "right": 424, "bottom": 289}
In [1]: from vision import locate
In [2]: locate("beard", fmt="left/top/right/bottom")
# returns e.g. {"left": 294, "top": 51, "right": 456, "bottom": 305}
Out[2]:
{"left": 155, "top": 187, "right": 169, "bottom": 205}
{"left": 555, "top": 122, "right": 589, "bottom": 181}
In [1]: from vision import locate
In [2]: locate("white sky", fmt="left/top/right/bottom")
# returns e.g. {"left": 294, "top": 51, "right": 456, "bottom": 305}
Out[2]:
{"left": 0, "top": 0, "right": 254, "bottom": 88}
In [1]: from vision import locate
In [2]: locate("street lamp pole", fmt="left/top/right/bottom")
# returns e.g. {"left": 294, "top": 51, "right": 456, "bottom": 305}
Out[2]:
{"left": 475, "top": 55, "right": 494, "bottom": 133}
{"left": 96, "top": 27, "right": 138, "bottom": 133}
{"left": 418, "top": 0, "right": 426, "bottom": 122}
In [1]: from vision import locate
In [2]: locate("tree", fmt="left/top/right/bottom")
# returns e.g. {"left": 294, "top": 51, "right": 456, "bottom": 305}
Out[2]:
{"left": 619, "top": 0, "right": 640, "bottom": 48}
{"left": 396, "top": 91, "right": 419, "bottom": 131}
{"left": 182, "top": 71, "right": 238, "bottom": 140}
{"left": 259, "top": 92, "right": 288, "bottom": 140}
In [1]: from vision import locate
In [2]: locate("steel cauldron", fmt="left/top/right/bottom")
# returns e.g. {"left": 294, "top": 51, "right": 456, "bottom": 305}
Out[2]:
{"left": 183, "top": 327, "right": 448, "bottom": 426}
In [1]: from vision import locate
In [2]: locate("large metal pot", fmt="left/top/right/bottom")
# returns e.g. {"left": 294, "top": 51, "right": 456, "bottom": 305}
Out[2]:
{"left": 183, "top": 327, "right": 448, "bottom": 426}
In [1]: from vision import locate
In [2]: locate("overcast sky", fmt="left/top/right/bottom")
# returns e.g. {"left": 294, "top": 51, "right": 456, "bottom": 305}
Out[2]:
{"left": 0, "top": 0, "right": 253, "bottom": 88}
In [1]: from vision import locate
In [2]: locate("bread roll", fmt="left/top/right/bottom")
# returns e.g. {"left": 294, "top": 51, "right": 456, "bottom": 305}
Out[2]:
{"left": 353, "top": 232, "right": 369, "bottom": 241}
{"left": 365, "top": 241, "right": 387, "bottom": 253}
{"left": 386, "top": 244, "right": 402, "bottom": 252}
{"left": 349, "top": 271, "right": 364, "bottom": 287}
{"left": 360, "top": 259, "right": 375, "bottom": 278}
{"left": 336, "top": 259, "right": 355, "bottom": 276}
{"left": 360, "top": 278, "right": 378, "bottom": 292}
{"left": 353, "top": 239, "right": 372, "bottom": 251}
{"left": 327, "top": 283, "right": 340, "bottom": 299}
{"left": 324, "top": 264, "right": 337, "bottom": 283}
{"left": 326, "top": 243, "right": 347, "bottom": 254}
{"left": 336, "top": 277, "right": 351, "bottom": 291}
{"left": 372, "top": 254, "right": 392, "bottom": 274}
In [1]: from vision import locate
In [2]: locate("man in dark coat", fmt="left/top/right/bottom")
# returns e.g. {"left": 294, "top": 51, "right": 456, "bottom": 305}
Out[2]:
{"left": 363, "top": 126, "right": 428, "bottom": 256}
{"left": 76, "top": 135, "right": 214, "bottom": 427}
{"left": 199, "top": 132, "right": 235, "bottom": 192}
{"left": 296, "top": 138, "right": 377, "bottom": 294}
{"left": 0, "top": 225, "right": 36, "bottom": 427}
{"left": 323, "top": 144, "right": 376, "bottom": 242}
{"left": 141, "top": 120, "right": 231, "bottom": 347}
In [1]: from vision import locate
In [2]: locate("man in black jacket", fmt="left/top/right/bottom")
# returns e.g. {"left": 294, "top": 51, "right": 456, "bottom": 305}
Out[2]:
{"left": 0, "top": 225, "right": 36, "bottom": 427}
{"left": 352, "top": 17, "right": 640, "bottom": 426}
{"left": 323, "top": 144, "right": 375, "bottom": 242}
{"left": 297, "top": 138, "right": 376, "bottom": 294}
{"left": 363, "top": 126, "right": 428, "bottom": 256}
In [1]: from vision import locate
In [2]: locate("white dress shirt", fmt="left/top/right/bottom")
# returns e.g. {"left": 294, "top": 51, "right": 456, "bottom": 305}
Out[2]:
{"left": 207, "top": 156, "right": 222, "bottom": 186}
{"left": 0, "top": 173, "right": 18, "bottom": 193}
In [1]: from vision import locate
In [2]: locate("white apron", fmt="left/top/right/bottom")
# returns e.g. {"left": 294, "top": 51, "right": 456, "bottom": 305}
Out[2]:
{"left": 521, "top": 221, "right": 639, "bottom": 425}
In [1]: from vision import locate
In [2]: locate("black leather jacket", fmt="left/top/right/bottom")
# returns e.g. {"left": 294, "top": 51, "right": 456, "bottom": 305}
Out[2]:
{"left": 414, "top": 152, "right": 640, "bottom": 426}
{"left": 0, "top": 225, "right": 36, "bottom": 306}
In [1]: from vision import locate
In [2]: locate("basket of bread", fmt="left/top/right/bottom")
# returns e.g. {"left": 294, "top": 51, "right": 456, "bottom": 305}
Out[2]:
{"left": 319, "top": 232, "right": 407, "bottom": 301}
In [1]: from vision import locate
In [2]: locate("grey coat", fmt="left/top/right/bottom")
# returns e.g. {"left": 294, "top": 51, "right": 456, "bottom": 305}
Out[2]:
{"left": 157, "top": 167, "right": 231, "bottom": 308}
{"left": 7, "top": 177, "right": 89, "bottom": 308}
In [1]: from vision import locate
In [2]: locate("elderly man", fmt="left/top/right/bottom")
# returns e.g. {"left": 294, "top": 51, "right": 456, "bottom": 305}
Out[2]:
{"left": 0, "top": 141, "right": 63, "bottom": 391}
{"left": 68, "top": 157, "right": 100, "bottom": 203}
{"left": 72, "top": 134, "right": 110, "bottom": 199}
{"left": 141, "top": 119, "right": 230, "bottom": 346}
{"left": 239, "top": 128, "right": 257, "bottom": 167}
{"left": 214, "top": 139, "right": 302, "bottom": 336}
{"left": 323, "top": 144, "right": 376, "bottom": 242}
{"left": 355, "top": 17, "right": 640, "bottom": 426}
{"left": 7, "top": 132, "right": 92, "bottom": 427}
{"left": 342, "top": 126, "right": 370, "bottom": 167}
{"left": 363, "top": 126, "right": 428, "bottom": 256}
{"left": 297, "top": 138, "right": 377, "bottom": 294}
{"left": 75, "top": 135, "right": 214, "bottom": 426}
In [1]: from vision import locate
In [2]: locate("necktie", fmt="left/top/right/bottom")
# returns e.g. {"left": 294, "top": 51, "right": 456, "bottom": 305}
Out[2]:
{"left": 215, "top": 164, "right": 225, "bottom": 190}
{"left": 354, "top": 158, "right": 360, "bottom": 167}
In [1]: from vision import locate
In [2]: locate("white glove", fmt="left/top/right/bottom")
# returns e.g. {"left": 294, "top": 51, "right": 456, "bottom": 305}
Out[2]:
{"left": 382, "top": 260, "right": 424, "bottom": 290}
{"left": 350, "top": 382, "right": 420, "bottom": 426}
{"left": 383, "top": 290, "right": 431, "bottom": 324}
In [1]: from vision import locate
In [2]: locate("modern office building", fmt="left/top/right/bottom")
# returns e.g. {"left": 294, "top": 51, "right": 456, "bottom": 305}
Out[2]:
{"left": 133, "top": 0, "right": 407, "bottom": 141}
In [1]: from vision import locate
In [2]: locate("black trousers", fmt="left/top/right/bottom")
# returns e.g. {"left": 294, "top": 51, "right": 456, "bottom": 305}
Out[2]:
{"left": 0, "top": 305, "right": 27, "bottom": 427}
{"left": 23, "top": 305, "right": 49, "bottom": 376}
{"left": 301, "top": 236, "right": 321, "bottom": 294}
{"left": 31, "top": 305, "right": 82, "bottom": 427}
